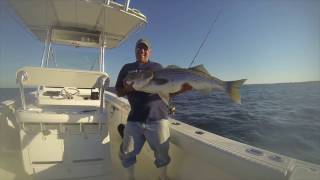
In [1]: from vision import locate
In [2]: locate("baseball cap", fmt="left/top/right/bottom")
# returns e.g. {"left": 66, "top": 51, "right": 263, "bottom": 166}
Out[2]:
{"left": 136, "top": 38, "right": 151, "bottom": 49}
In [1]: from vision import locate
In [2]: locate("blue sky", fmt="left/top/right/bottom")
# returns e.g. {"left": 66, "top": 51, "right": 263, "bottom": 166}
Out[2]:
{"left": 0, "top": 0, "right": 319, "bottom": 87}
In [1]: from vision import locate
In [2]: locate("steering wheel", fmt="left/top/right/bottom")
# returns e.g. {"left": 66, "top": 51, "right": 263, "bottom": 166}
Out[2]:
{"left": 60, "top": 87, "right": 80, "bottom": 99}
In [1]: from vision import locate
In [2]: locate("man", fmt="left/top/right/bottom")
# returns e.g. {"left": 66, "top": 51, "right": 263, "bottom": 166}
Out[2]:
{"left": 116, "top": 38, "right": 191, "bottom": 180}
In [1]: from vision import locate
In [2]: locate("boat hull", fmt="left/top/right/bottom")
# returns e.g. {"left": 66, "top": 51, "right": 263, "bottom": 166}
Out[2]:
{"left": 1, "top": 92, "right": 320, "bottom": 180}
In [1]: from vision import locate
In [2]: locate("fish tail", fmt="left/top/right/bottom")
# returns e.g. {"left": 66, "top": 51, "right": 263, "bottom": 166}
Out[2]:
{"left": 225, "top": 79, "right": 246, "bottom": 104}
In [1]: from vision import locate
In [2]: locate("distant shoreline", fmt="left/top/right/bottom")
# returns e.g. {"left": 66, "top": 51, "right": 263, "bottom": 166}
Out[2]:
{"left": 242, "top": 80, "right": 320, "bottom": 86}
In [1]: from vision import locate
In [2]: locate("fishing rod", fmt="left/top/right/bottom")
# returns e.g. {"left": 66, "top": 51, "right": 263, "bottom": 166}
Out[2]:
{"left": 188, "top": 8, "right": 223, "bottom": 68}
{"left": 168, "top": 8, "right": 223, "bottom": 116}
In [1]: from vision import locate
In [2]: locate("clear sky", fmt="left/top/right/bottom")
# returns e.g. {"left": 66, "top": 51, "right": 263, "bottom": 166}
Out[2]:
{"left": 0, "top": 0, "right": 319, "bottom": 88}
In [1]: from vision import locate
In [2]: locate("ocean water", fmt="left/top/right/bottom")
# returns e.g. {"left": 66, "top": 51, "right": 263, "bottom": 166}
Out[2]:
{"left": 1, "top": 82, "right": 320, "bottom": 165}
{"left": 171, "top": 81, "right": 320, "bottom": 165}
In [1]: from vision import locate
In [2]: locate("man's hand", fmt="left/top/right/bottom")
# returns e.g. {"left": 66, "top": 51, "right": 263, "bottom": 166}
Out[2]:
{"left": 170, "top": 83, "right": 193, "bottom": 97}
{"left": 116, "top": 81, "right": 135, "bottom": 97}
{"left": 123, "top": 81, "right": 135, "bottom": 92}
{"left": 180, "top": 83, "right": 193, "bottom": 93}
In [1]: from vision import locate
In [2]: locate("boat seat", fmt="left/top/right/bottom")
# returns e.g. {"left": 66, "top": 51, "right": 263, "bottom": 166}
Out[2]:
{"left": 16, "top": 108, "right": 106, "bottom": 124}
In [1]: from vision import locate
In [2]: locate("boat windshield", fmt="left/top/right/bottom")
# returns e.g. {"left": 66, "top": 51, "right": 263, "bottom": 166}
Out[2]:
{"left": 46, "top": 45, "right": 101, "bottom": 71}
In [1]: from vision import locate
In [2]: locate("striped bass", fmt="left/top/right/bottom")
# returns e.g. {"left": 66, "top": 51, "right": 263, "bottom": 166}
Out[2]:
{"left": 124, "top": 64, "right": 246, "bottom": 105}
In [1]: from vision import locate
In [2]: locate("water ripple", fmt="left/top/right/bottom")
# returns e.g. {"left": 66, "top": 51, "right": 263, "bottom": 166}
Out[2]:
{"left": 172, "top": 81, "right": 320, "bottom": 165}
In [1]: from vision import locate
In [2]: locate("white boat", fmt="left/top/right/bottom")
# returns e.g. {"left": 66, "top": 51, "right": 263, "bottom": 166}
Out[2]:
{"left": 1, "top": 0, "right": 319, "bottom": 180}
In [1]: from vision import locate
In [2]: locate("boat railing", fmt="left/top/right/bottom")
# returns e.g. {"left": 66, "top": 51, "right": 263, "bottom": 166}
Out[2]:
{"left": 103, "top": 0, "right": 131, "bottom": 11}
{"left": 124, "top": 0, "right": 131, "bottom": 11}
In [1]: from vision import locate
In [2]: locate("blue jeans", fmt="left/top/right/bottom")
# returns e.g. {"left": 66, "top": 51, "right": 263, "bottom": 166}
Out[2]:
{"left": 119, "top": 119, "right": 171, "bottom": 168}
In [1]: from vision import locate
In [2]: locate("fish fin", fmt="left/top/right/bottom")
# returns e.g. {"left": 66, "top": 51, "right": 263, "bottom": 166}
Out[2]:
{"left": 166, "top": 65, "right": 182, "bottom": 69}
{"left": 153, "top": 78, "right": 169, "bottom": 85}
{"left": 225, "top": 79, "right": 247, "bottom": 104}
{"left": 189, "top": 64, "right": 210, "bottom": 75}
{"left": 158, "top": 93, "right": 170, "bottom": 105}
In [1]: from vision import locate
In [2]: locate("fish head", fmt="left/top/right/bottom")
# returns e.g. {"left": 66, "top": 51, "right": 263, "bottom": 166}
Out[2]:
{"left": 124, "top": 70, "right": 154, "bottom": 90}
